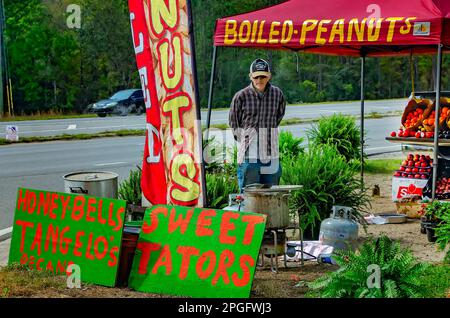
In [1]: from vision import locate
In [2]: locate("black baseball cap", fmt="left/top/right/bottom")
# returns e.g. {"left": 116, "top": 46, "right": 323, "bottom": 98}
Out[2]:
{"left": 250, "top": 59, "right": 271, "bottom": 78}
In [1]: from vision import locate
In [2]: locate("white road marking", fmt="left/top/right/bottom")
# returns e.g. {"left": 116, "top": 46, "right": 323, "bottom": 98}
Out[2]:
{"left": 0, "top": 227, "right": 12, "bottom": 238}
{"left": 94, "top": 161, "right": 126, "bottom": 166}
{"left": 366, "top": 145, "right": 402, "bottom": 151}
{"left": 0, "top": 124, "right": 144, "bottom": 136}
{"left": 67, "top": 124, "right": 77, "bottom": 130}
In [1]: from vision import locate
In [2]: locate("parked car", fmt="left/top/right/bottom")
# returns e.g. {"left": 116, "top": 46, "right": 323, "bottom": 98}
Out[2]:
{"left": 91, "top": 89, "right": 145, "bottom": 117}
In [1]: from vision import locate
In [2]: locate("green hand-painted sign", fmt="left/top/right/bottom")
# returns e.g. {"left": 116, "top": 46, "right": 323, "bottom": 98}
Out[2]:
{"left": 128, "top": 205, "right": 267, "bottom": 298}
{"left": 8, "top": 188, "right": 127, "bottom": 287}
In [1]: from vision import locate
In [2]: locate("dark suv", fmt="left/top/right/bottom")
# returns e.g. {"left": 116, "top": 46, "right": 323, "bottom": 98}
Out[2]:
{"left": 91, "top": 89, "right": 145, "bottom": 117}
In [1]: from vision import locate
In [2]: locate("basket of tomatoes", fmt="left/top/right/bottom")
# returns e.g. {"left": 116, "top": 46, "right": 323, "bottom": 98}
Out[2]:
{"left": 401, "top": 98, "right": 433, "bottom": 131}
{"left": 423, "top": 98, "right": 450, "bottom": 132}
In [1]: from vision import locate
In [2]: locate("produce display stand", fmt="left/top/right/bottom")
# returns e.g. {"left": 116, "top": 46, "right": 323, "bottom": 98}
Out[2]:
{"left": 386, "top": 90, "right": 450, "bottom": 201}
{"left": 208, "top": 0, "right": 450, "bottom": 202}
{"left": 385, "top": 137, "right": 450, "bottom": 147}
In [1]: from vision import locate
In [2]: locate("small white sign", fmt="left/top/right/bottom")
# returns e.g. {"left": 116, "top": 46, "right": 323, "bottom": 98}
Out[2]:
{"left": 392, "top": 176, "right": 428, "bottom": 202}
{"left": 5, "top": 125, "right": 19, "bottom": 142}
{"left": 413, "top": 22, "right": 431, "bottom": 36}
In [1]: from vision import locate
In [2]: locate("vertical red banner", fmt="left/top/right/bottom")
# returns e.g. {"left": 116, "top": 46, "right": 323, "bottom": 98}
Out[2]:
{"left": 128, "top": 0, "right": 204, "bottom": 207}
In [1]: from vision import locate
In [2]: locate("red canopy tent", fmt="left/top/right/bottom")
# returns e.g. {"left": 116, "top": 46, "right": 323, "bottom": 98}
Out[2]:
{"left": 213, "top": 0, "right": 450, "bottom": 56}
{"left": 207, "top": 0, "right": 450, "bottom": 199}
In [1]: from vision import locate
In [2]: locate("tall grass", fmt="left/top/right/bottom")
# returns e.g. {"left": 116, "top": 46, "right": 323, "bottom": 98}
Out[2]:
{"left": 279, "top": 130, "right": 305, "bottom": 158}
{"left": 307, "top": 113, "right": 362, "bottom": 162}
{"left": 118, "top": 168, "right": 142, "bottom": 206}
{"left": 281, "top": 144, "right": 370, "bottom": 236}
{"left": 205, "top": 173, "right": 239, "bottom": 209}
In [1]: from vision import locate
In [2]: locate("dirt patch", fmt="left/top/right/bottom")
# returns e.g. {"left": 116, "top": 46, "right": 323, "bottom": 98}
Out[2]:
{"left": 251, "top": 262, "right": 337, "bottom": 298}
{"left": 363, "top": 174, "right": 447, "bottom": 263}
{"left": 0, "top": 268, "right": 183, "bottom": 298}
{"left": 364, "top": 173, "right": 398, "bottom": 214}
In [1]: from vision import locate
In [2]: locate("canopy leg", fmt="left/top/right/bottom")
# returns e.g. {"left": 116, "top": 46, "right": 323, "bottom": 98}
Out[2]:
{"left": 432, "top": 44, "right": 443, "bottom": 201}
{"left": 205, "top": 46, "right": 218, "bottom": 143}
{"left": 360, "top": 55, "right": 366, "bottom": 186}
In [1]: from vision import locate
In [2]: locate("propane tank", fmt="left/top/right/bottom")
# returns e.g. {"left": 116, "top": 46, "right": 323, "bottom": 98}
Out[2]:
{"left": 319, "top": 206, "right": 359, "bottom": 251}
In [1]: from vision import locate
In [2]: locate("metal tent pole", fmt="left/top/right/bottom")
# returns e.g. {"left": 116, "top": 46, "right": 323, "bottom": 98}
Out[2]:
{"left": 0, "top": 0, "right": 5, "bottom": 117}
{"left": 432, "top": 44, "right": 443, "bottom": 201}
{"left": 360, "top": 55, "right": 366, "bottom": 184}
{"left": 205, "top": 46, "right": 218, "bottom": 143}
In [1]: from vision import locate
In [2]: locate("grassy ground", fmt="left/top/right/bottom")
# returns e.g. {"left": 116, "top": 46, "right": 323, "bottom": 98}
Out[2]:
{"left": 421, "top": 264, "right": 450, "bottom": 298}
{"left": 1, "top": 256, "right": 448, "bottom": 298}
{"left": 364, "top": 159, "right": 402, "bottom": 174}
{"left": 0, "top": 264, "right": 68, "bottom": 298}
{"left": 0, "top": 129, "right": 146, "bottom": 146}
{"left": 0, "top": 113, "right": 96, "bottom": 122}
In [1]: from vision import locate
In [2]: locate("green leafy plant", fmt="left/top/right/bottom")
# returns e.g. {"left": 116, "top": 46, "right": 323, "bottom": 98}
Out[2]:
{"left": 420, "top": 264, "right": 450, "bottom": 297}
{"left": 281, "top": 144, "right": 370, "bottom": 236}
{"left": 206, "top": 173, "right": 239, "bottom": 209}
{"left": 308, "top": 235, "right": 429, "bottom": 298}
{"left": 279, "top": 130, "right": 305, "bottom": 159}
{"left": 307, "top": 113, "right": 362, "bottom": 162}
{"left": 118, "top": 167, "right": 142, "bottom": 206}
{"left": 203, "top": 136, "right": 237, "bottom": 176}
{"left": 435, "top": 207, "right": 450, "bottom": 263}
{"left": 422, "top": 200, "right": 448, "bottom": 222}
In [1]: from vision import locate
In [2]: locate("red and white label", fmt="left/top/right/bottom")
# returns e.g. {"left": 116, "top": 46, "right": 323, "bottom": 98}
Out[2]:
{"left": 392, "top": 177, "right": 428, "bottom": 201}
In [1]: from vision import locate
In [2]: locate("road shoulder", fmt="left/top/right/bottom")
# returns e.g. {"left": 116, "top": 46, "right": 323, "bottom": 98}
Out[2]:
{"left": 0, "top": 238, "right": 10, "bottom": 267}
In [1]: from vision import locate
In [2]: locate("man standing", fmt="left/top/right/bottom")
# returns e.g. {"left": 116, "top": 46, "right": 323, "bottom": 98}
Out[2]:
{"left": 229, "top": 58, "right": 286, "bottom": 192}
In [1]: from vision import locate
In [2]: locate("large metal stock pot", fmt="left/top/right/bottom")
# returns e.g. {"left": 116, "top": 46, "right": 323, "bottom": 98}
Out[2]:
{"left": 63, "top": 171, "right": 119, "bottom": 198}
{"left": 243, "top": 185, "right": 302, "bottom": 229}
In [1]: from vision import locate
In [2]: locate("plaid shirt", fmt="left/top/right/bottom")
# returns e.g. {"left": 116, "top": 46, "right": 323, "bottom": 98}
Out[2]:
{"left": 229, "top": 83, "right": 286, "bottom": 164}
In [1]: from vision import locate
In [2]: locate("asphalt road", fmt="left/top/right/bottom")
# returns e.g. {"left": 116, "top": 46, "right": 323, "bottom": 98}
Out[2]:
{"left": 0, "top": 115, "right": 411, "bottom": 231}
{"left": 0, "top": 99, "right": 406, "bottom": 138}
{"left": 0, "top": 137, "right": 144, "bottom": 231}
{"left": 206, "top": 98, "right": 406, "bottom": 125}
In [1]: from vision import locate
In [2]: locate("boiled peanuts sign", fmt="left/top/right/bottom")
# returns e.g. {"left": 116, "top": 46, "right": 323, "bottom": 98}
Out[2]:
{"left": 128, "top": 205, "right": 267, "bottom": 298}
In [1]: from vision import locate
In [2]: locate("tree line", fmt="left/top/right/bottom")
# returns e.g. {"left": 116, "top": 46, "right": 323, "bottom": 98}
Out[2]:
{"left": 3, "top": 0, "right": 450, "bottom": 114}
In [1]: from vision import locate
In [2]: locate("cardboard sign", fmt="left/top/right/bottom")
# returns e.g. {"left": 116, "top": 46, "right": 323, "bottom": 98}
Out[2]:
{"left": 8, "top": 188, "right": 127, "bottom": 287}
{"left": 6, "top": 125, "right": 18, "bottom": 141}
{"left": 392, "top": 177, "right": 429, "bottom": 201}
{"left": 128, "top": 205, "right": 266, "bottom": 298}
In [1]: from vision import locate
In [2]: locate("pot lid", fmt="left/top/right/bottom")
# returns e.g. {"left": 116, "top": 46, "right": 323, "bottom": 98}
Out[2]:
{"left": 63, "top": 171, "right": 119, "bottom": 182}
{"left": 244, "top": 184, "right": 303, "bottom": 193}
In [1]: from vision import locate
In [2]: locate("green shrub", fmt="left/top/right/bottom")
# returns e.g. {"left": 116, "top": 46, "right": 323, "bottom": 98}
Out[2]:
{"left": 206, "top": 173, "right": 239, "bottom": 209}
{"left": 307, "top": 113, "right": 362, "bottom": 162}
{"left": 118, "top": 168, "right": 142, "bottom": 206}
{"left": 434, "top": 205, "right": 450, "bottom": 263}
{"left": 281, "top": 144, "right": 370, "bottom": 235}
{"left": 203, "top": 136, "right": 237, "bottom": 176}
{"left": 423, "top": 200, "right": 448, "bottom": 222}
{"left": 421, "top": 201, "right": 450, "bottom": 262}
{"left": 308, "top": 236, "right": 429, "bottom": 298}
{"left": 279, "top": 130, "right": 305, "bottom": 158}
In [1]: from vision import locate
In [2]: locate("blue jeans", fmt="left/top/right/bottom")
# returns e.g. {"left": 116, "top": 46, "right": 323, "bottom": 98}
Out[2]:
{"left": 237, "top": 159, "right": 282, "bottom": 192}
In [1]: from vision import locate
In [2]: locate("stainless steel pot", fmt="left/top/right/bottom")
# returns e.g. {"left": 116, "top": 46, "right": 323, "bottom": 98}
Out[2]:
{"left": 243, "top": 184, "right": 302, "bottom": 229}
{"left": 63, "top": 171, "right": 119, "bottom": 198}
